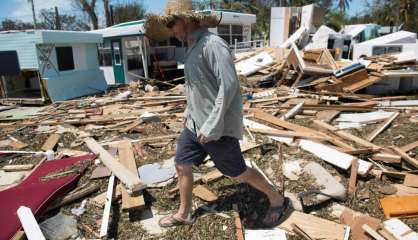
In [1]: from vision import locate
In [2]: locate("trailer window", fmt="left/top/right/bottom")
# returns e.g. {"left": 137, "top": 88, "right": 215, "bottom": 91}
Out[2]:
{"left": 56, "top": 47, "right": 75, "bottom": 71}
{"left": 98, "top": 42, "right": 112, "bottom": 67}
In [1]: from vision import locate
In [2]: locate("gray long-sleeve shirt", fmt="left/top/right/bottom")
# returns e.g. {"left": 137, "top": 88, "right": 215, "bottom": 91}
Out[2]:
{"left": 184, "top": 27, "right": 243, "bottom": 141}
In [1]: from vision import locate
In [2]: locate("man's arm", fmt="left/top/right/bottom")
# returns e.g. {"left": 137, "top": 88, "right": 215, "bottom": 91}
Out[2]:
{"left": 199, "top": 37, "right": 240, "bottom": 141}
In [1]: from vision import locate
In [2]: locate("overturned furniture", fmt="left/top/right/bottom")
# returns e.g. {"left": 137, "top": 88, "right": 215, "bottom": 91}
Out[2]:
{"left": 0, "top": 30, "right": 107, "bottom": 104}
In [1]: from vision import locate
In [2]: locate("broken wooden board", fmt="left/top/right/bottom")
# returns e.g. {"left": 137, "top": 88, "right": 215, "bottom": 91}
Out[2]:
{"left": 41, "top": 134, "right": 60, "bottom": 151}
{"left": 316, "top": 110, "right": 340, "bottom": 123}
{"left": 348, "top": 159, "right": 359, "bottom": 194}
{"left": 249, "top": 127, "right": 327, "bottom": 141}
{"left": 84, "top": 138, "right": 145, "bottom": 193}
{"left": 252, "top": 109, "right": 353, "bottom": 150}
{"left": 192, "top": 185, "right": 218, "bottom": 202}
{"left": 90, "top": 185, "right": 122, "bottom": 208}
{"left": 332, "top": 205, "right": 381, "bottom": 240}
{"left": 279, "top": 210, "right": 345, "bottom": 240}
{"left": 362, "top": 224, "right": 386, "bottom": 240}
{"left": 371, "top": 153, "right": 401, "bottom": 164}
{"left": 403, "top": 174, "right": 418, "bottom": 188}
{"left": 400, "top": 140, "right": 418, "bottom": 153}
{"left": 201, "top": 169, "right": 223, "bottom": 184}
{"left": 380, "top": 195, "right": 418, "bottom": 218}
{"left": 313, "top": 120, "right": 381, "bottom": 150}
{"left": 2, "top": 164, "right": 34, "bottom": 172}
{"left": 367, "top": 112, "right": 399, "bottom": 142}
{"left": 391, "top": 146, "right": 418, "bottom": 169}
{"left": 8, "top": 137, "right": 28, "bottom": 149}
{"left": 117, "top": 141, "right": 145, "bottom": 211}
{"left": 232, "top": 204, "right": 244, "bottom": 240}
{"left": 343, "top": 75, "right": 383, "bottom": 93}
{"left": 299, "top": 140, "right": 372, "bottom": 175}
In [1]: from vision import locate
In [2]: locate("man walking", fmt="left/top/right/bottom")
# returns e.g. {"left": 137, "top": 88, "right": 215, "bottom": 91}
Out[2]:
{"left": 145, "top": 9, "right": 290, "bottom": 228}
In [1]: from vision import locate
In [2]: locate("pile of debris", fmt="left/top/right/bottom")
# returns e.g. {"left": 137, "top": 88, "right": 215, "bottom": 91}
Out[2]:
{"left": 1, "top": 77, "right": 417, "bottom": 239}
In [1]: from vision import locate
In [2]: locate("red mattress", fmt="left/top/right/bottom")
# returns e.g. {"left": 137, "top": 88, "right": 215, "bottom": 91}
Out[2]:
{"left": 0, "top": 154, "right": 96, "bottom": 239}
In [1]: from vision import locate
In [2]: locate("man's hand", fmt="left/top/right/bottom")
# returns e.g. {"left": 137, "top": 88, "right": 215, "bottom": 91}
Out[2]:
{"left": 197, "top": 134, "right": 209, "bottom": 144}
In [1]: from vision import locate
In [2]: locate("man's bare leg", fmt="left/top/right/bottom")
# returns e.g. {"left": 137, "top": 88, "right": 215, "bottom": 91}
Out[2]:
{"left": 160, "top": 164, "right": 194, "bottom": 224}
{"left": 233, "top": 167, "right": 285, "bottom": 224}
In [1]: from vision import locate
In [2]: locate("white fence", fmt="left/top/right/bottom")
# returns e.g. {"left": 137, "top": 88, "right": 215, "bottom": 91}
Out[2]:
{"left": 232, "top": 38, "right": 268, "bottom": 54}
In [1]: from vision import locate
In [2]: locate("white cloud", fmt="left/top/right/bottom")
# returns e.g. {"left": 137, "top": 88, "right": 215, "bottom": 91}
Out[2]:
{"left": 10, "top": 0, "right": 73, "bottom": 22}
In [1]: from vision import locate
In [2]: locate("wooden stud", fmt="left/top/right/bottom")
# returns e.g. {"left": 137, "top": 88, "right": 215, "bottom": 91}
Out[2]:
{"left": 117, "top": 141, "right": 145, "bottom": 211}
{"left": 367, "top": 112, "right": 399, "bottom": 142}
{"left": 391, "top": 146, "right": 418, "bottom": 169}
{"left": 348, "top": 159, "right": 359, "bottom": 194}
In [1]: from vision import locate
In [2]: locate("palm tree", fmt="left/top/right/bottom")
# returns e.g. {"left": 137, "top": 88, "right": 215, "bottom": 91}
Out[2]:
{"left": 336, "top": 0, "right": 351, "bottom": 12}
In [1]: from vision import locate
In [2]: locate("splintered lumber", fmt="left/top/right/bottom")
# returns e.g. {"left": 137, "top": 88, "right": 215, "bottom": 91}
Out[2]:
{"left": 391, "top": 146, "right": 418, "bottom": 169}
{"left": 201, "top": 169, "right": 223, "bottom": 184}
{"left": 371, "top": 153, "right": 401, "bottom": 164}
{"left": 2, "top": 164, "right": 34, "bottom": 172}
{"left": 117, "top": 141, "right": 145, "bottom": 211}
{"left": 232, "top": 204, "right": 244, "bottom": 240}
{"left": 279, "top": 211, "right": 346, "bottom": 240}
{"left": 41, "top": 134, "right": 60, "bottom": 151}
{"left": 362, "top": 224, "right": 386, "bottom": 240}
{"left": 119, "top": 120, "right": 142, "bottom": 133}
{"left": 99, "top": 175, "right": 115, "bottom": 238}
{"left": 8, "top": 136, "right": 28, "bottom": 149}
{"left": 299, "top": 140, "right": 372, "bottom": 175}
{"left": 343, "top": 75, "right": 382, "bottom": 93}
{"left": 252, "top": 109, "right": 353, "bottom": 150}
{"left": 380, "top": 195, "right": 418, "bottom": 218}
{"left": 348, "top": 159, "right": 359, "bottom": 194}
{"left": 367, "top": 112, "right": 399, "bottom": 142}
{"left": 47, "top": 184, "right": 100, "bottom": 211}
{"left": 90, "top": 185, "right": 122, "bottom": 207}
{"left": 192, "top": 185, "right": 218, "bottom": 202}
{"left": 281, "top": 102, "right": 304, "bottom": 120}
{"left": 316, "top": 110, "right": 340, "bottom": 123}
{"left": 249, "top": 127, "right": 327, "bottom": 140}
{"left": 84, "top": 138, "right": 145, "bottom": 193}
{"left": 313, "top": 120, "right": 381, "bottom": 150}
{"left": 400, "top": 140, "right": 418, "bottom": 152}
{"left": 17, "top": 206, "right": 46, "bottom": 240}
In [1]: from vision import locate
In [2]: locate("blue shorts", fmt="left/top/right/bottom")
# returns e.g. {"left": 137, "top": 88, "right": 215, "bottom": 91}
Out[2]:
{"left": 174, "top": 128, "right": 247, "bottom": 177}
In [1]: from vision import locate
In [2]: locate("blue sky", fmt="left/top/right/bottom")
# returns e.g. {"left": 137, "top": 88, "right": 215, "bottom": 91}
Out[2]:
{"left": 0, "top": 0, "right": 369, "bottom": 24}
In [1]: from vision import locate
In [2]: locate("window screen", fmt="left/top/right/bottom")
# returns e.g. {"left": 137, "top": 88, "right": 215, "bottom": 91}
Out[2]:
{"left": 56, "top": 47, "right": 75, "bottom": 71}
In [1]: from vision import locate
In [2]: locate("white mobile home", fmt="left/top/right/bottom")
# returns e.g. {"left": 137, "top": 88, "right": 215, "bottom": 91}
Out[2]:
{"left": 0, "top": 30, "right": 107, "bottom": 103}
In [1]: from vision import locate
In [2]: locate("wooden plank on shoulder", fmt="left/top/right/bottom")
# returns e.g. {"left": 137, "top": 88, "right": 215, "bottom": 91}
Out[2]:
{"left": 117, "top": 141, "right": 145, "bottom": 211}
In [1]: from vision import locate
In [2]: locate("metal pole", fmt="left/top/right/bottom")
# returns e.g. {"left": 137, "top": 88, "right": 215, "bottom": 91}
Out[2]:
{"left": 55, "top": 7, "right": 61, "bottom": 30}
{"left": 110, "top": 5, "right": 115, "bottom": 25}
{"left": 29, "top": 0, "right": 37, "bottom": 29}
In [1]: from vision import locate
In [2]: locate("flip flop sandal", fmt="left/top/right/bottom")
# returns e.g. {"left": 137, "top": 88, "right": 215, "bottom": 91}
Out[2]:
{"left": 262, "top": 197, "right": 292, "bottom": 228}
{"left": 158, "top": 214, "right": 195, "bottom": 228}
